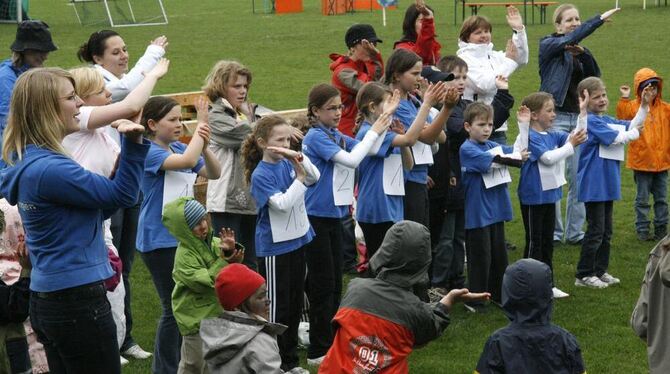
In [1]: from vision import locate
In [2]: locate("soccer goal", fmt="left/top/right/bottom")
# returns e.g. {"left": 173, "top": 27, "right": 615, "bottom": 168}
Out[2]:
{"left": 0, "top": 0, "right": 27, "bottom": 23}
{"left": 70, "top": 0, "right": 168, "bottom": 27}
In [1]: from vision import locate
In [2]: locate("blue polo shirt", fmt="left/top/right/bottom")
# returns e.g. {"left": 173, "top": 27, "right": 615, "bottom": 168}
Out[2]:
{"left": 395, "top": 96, "right": 436, "bottom": 184}
{"left": 518, "top": 129, "right": 568, "bottom": 205}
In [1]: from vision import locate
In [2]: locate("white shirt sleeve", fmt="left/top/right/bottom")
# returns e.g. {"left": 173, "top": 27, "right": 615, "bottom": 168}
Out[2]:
{"left": 330, "top": 131, "right": 380, "bottom": 168}
{"left": 539, "top": 143, "right": 574, "bottom": 165}
{"left": 268, "top": 180, "right": 307, "bottom": 212}
{"left": 613, "top": 128, "right": 640, "bottom": 145}
{"left": 629, "top": 105, "right": 649, "bottom": 131}
{"left": 512, "top": 27, "right": 529, "bottom": 66}
{"left": 101, "top": 44, "right": 165, "bottom": 102}
{"left": 301, "top": 155, "right": 320, "bottom": 186}
{"left": 77, "top": 106, "right": 95, "bottom": 131}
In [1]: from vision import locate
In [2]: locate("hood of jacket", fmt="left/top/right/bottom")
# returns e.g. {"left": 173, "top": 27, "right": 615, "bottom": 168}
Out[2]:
{"left": 634, "top": 68, "right": 663, "bottom": 104}
{"left": 0, "top": 146, "right": 46, "bottom": 205}
{"left": 502, "top": 259, "right": 553, "bottom": 326}
{"left": 457, "top": 40, "right": 494, "bottom": 59}
{"left": 200, "top": 310, "right": 286, "bottom": 362}
{"left": 369, "top": 220, "right": 431, "bottom": 289}
{"left": 329, "top": 53, "right": 355, "bottom": 72}
{"left": 162, "top": 196, "right": 213, "bottom": 248}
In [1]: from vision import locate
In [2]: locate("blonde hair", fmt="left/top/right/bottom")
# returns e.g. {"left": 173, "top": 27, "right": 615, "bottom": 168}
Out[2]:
{"left": 521, "top": 92, "right": 555, "bottom": 113}
{"left": 69, "top": 66, "right": 105, "bottom": 99}
{"left": 2, "top": 68, "right": 72, "bottom": 164}
{"left": 202, "top": 60, "right": 252, "bottom": 103}
{"left": 553, "top": 4, "right": 577, "bottom": 25}
{"left": 577, "top": 77, "right": 606, "bottom": 100}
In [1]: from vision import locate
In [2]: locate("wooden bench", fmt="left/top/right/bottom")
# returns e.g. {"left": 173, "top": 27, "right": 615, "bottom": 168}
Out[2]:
{"left": 454, "top": 0, "right": 558, "bottom": 25}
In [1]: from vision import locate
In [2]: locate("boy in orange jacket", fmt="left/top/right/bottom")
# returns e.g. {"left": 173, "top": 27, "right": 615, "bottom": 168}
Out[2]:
{"left": 617, "top": 68, "right": 670, "bottom": 241}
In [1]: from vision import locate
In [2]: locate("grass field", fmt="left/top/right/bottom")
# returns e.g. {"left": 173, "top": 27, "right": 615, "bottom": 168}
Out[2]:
{"left": 2, "top": 0, "right": 670, "bottom": 373}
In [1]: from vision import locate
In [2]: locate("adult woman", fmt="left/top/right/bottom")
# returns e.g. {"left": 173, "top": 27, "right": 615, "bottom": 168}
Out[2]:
{"left": 0, "top": 68, "right": 148, "bottom": 373}
{"left": 394, "top": 0, "right": 441, "bottom": 66}
{"left": 538, "top": 5, "right": 619, "bottom": 244}
{"left": 0, "top": 20, "right": 57, "bottom": 132}
{"left": 457, "top": 6, "right": 528, "bottom": 146}
{"left": 77, "top": 29, "right": 167, "bottom": 359}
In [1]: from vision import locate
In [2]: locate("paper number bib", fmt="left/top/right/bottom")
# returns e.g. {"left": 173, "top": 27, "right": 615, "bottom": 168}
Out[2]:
{"left": 482, "top": 146, "right": 511, "bottom": 188}
{"left": 269, "top": 199, "right": 310, "bottom": 243}
{"left": 333, "top": 163, "right": 355, "bottom": 206}
{"left": 598, "top": 124, "right": 626, "bottom": 161}
{"left": 383, "top": 154, "right": 405, "bottom": 196}
{"left": 162, "top": 171, "right": 197, "bottom": 211}
{"left": 538, "top": 159, "right": 566, "bottom": 191}
{"left": 411, "top": 141, "right": 434, "bottom": 165}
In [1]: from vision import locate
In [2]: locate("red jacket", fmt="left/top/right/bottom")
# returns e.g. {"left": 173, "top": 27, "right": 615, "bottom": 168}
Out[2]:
{"left": 394, "top": 17, "right": 441, "bottom": 66}
{"left": 329, "top": 52, "right": 383, "bottom": 137}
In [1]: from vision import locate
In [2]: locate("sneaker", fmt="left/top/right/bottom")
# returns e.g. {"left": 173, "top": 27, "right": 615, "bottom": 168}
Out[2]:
{"left": 599, "top": 272, "right": 620, "bottom": 285}
{"left": 120, "top": 355, "right": 129, "bottom": 366}
{"left": 654, "top": 228, "right": 668, "bottom": 241}
{"left": 637, "top": 231, "right": 652, "bottom": 241}
{"left": 307, "top": 355, "right": 325, "bottom": 366}
{"left": 575, "top": 276, "right": 608, "bottom": 289}
{"left": 122, "top": 344, "right": 152, "bottom": 359}
{"left": 427, "top": 287, "right": 448, "bottom": 303}
{"left": 552, "top": 287, "right": 569, "bottom": 298}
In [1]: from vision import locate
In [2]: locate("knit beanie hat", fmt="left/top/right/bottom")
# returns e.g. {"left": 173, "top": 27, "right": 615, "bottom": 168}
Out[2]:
{"left": 215, "top": 264, "right": 266, "bottom": 311}
{"left": 184, "top": 199, "right": 207, "bottom": 230}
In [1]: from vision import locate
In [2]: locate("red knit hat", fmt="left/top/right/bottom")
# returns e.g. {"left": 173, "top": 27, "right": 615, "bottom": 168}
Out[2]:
{"left": 215, "top": 264, "right": 266, "bottom": 311}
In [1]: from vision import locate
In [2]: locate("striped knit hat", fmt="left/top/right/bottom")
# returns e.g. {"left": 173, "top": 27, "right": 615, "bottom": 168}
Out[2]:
{"left": 184, "top": 199, "right": 207, "bottom": 230}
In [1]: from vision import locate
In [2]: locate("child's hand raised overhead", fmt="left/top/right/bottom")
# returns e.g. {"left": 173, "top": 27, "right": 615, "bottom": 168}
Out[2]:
{"left": 112, "top": 119, "right": 144, "bottom": 144}
{"left": 517, "top": 105, "right": 531, "bottom": 123}
{"left": 390, "top": 119, "right": 406, "bottom": 135}
{"left": 443, "top": 87, "right": 460, "bottom": 109}
{"left": 415, "top": 0, "right": 433, "bottom": 18}
{"left": 361, "top": 39, "right": 380, "bottom": 59}
{"left": 371, "top": 112, "right": 393, "bottom": 135}
{"left": 219, "top": 228, "right": 236, "bottom": 251}
{"left": 619, "top": 85, "right": 631, "bottom": 98}
{"left": 145, "top": 58, "right": 170, "bottom": 80}
{"left": 383, "top": 89, "right": 402, "bottom": 115}
{"left": 568, "top": 129, "right": 587, "bottom": 147}
{"left": 195, "top": 97, "right": 212, "bottom": 145}
{"left": 579, "top": 89, "right": 590, "bottom": 116}
{"left": 440, "top": 288, "right": 491, "bottom": 312}
{"left": 423, "top": 81, "right": 447, "bottom": 107}
{"left": 150, "top": 35, "right": 169, "bottom": 50}
{"left": 495, "top": 75, "right": 509, "bottom": 90}
{"left": 506, "top": 6, "right": 524, "bottom": 31}
{"left": 640, "top": 84, "right": 654, "bottom": 108}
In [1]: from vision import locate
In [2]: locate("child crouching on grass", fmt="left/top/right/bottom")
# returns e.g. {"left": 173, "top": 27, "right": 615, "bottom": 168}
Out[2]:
{"left": 575, "top": 77, "right": 653, "bottom": 289}
{"left": 164, "top": 197, "right": 244, "bottom": 374}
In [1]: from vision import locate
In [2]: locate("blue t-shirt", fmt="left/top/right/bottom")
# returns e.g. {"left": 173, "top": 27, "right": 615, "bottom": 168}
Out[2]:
{"left": 394, "top": 96, "right": 435, "bottom": 184}
{"left": 0, "top": 59, "right": 29, "bottom": 138}
{"left": 251, "top": 159, "right": 315, "bottom": 257}
{"left": 577, "top": 114, "right": 630, "bottom": 202}
{"left": 518, "top": 129, "right": 569, "bottom": 205}
{"left": 136, "top": 141, "right": 204, "bottom": 252}
{"left": 460, "top": 139, "right": 514, "bottom": 229}
{"left": 356, "top": 122, "right": 403, "bottom": 224}
{"left": 303, "top": 125, "right": 358, "bottom": 218}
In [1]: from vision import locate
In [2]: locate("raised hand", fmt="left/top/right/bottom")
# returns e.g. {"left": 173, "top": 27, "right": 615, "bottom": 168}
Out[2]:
{"left": 423, "top": 81, "right": 447, "bottom": 107}
{"left": 568, "top": 129, "right": 587, "bottom": 147}
{"left": 495, "top": 75, "right": 509, "bottom": 90}
{"left": 619, "top": 85, "right": 631, "bottom": 98}
{"left": 505, "top": 39, "right": 518, "bottom": 61}
{"left": 195, "top": 96, "right": 209, "bottom": 125}
{"left": 579, "top": 89, "right": 590, "bottom": 116}
{"left": 145, "top": 58, "right": 170, "bottom": 80}
{"left": 443, "top": 87, "right": 460, "bottom": 109}
{"left": 371, "top": 112, "right": 393, "bottom": 135}
{"left": 219, "top": 228, "right": 237, "bottom": 252}
{"left": 289, "top": 126, "right": 305, "bottom": 144}
{"left": 360, "top": 39, "right": 380, "bottom": 58}
{"left": 415, "top": 77, "right": 430, "bottom": 98}
{"left": 640, "top": 84, "right": 654, "bottom": 107}
{"left": 196, "top": 123, "right": 211, "bottom": 146}
{"left": 383, "top": 89, "right": 402, "bottom": 115}
{"left": 112, "top": 119, "right": 144, "bottom": 144}
{"left": 517, "top": 105, "right": 531, "bottom": 123}
{"left": 390, "top": 119, "right": 406, "bottom": 134}
{"left": 150, "top": 35, "right": 169, "bottom": 50}
{"left": 600, "top": 7, "right": 620, "bottom": 22}
{"left": 506, "top": 6, "right": 524, "bottom": 31}
{"left": 415, "top": 0, "right": 432, "bottom": 18}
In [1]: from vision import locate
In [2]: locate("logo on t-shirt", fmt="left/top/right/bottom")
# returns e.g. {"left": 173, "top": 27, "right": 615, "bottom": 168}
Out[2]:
{"left": 349, "top": 335, "right": 393, "bottom": 373}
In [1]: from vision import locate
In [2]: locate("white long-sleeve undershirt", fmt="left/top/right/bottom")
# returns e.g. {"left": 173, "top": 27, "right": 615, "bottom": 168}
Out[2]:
{"left": 331, "top": 130, "right": 379, "bottom": 168}
{"left": 267, "top": 156, "right": 320, "bottom": 212}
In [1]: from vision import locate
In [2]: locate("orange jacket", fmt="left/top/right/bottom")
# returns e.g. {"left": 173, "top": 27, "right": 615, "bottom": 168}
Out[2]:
{"left": 617, "top": 68, "right": 670, "bottom": 172}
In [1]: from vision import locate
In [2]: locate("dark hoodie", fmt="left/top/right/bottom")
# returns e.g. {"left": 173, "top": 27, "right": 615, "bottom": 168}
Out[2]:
{"left": 476, "top": 259, "right": 585, "bottom": 374}
{"left": 320, "top": 221, "right": 451, "bottom": 373}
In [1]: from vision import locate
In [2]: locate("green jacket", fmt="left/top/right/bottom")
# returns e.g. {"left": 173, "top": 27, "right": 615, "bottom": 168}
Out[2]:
{"left": 164, "top": 197, "right": 228, "bottom": 336}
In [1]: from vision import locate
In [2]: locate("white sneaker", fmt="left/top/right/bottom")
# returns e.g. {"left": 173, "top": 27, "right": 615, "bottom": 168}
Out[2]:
{"left": 307, "top": 355, "right": 325, "bottom": 366}
{"left": 599, "top": 272, "right": 620, "bottom": 285}
{"left": 122, "top": 344, "right": 153, "bottom": 359}
{"left": 575, "top": 276, "right": 608, "bottom": 289}
{"left": 120, "top": 355, "right": 129, "bottom": 366}
{"left": 552, "top": 287, "right": 569, "bottom": 298}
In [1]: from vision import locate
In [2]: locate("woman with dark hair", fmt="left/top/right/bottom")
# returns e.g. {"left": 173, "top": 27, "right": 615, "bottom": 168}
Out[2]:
{"left": 394, "top": 0, "right": 441, "bottom": 66}
{"left": 538, "top": 4, "right": 619, "bottom": 245}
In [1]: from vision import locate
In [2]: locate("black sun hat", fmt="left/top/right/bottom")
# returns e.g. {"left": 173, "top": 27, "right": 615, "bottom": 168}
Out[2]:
{"left": 421, "top": 66, "right": 455, "bottom": 84}
{"left": 345, "top": 24, "right": 383, "bottom": 48}
{"left": 10, "top": 20, "right": 58, "bottom": 53}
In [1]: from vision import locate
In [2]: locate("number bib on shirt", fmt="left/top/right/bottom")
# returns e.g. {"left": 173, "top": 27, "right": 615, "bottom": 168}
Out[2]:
{"left": 598, "top": 124, "right": 626, "bottom": 161}
{"left": 411, "top": 141, "right": 434, "bottom": 165}
{"left": 383, "top": 154, "right": 405, "bottom": 196}
{"left": 163, "top": 171, "right": 197, "bottom": 211}
{"left": 268, "top": 199, "right": 310, "bottom": 243}
{"left": 482, "top": 146, "right": 511, "bottom": 189}
{"left": 539, "top": 160, "right": 566, "bottom": 191}
{"left": 333, "top": 163, "right": 355, "bottom": 206}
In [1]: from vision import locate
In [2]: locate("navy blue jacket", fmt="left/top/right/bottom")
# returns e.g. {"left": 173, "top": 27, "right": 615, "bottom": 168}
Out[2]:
{"left": 476, "top": 259, "right": 585, "bottom": 374}
{"left": 539, "top": 15, "right": 604, "bottom": 107}
{"left": 0, "top": 137, "right": 149, "bottom": 292}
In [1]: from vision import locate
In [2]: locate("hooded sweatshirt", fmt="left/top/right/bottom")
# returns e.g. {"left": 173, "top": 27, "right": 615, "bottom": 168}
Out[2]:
{"left": 616, "top": 68, "right": 670, "bottom": 172}
{"left": 631, "top": 237, "right": 670, "bottom": 374}
{"left": 476, "top": 259, "right": 585, "bottom": 374}
{"left": 163, "top": 197, "right": 230, "bottom": 336}
{"left": 319, "top": 221, "right": 451, "bottom": 373}
{"left": 329, "top": 52, "right": 384, "bottom": 137}
{"left": 200, "top": 310, "right": 287, "bottom": 373}
{"left": 0, "top": 138, "right": 149, "bottom": 292}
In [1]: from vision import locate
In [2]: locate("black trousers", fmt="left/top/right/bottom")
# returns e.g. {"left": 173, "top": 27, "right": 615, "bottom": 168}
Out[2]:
{"left": 404, "top": 181, "right": 429, "bottom": 227}
{"left": 359, "top": 221, "right": 394, "bottom": 265}
{"left": 259, "top": 247, "right": 306, "bottom": 371}
{"left": 465, "top": 222, "right": 508, "bottom": 304}
{"left": 304, "top": 216, "right": 343, "bottom": 358}
{"left": 521, "top": 203, "right": 556, "bottom": 272}
{"left": 576, "top": 201, "right": 613, "bottom": 279}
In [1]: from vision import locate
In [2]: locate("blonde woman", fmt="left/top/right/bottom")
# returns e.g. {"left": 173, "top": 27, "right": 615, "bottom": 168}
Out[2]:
{"left": 0, "top": 67, "right": 149, "bottom": 373}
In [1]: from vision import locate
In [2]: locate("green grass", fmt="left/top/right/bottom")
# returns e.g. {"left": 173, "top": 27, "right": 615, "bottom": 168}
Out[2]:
{"left": 2, "top": 0, "right": 670, "bottom": 372}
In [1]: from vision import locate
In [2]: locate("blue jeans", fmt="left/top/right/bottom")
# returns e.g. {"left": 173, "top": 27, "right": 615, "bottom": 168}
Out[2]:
{"left": 633, "top": 170, "right": 669, "bottom": 235}
{"left": 431, "top": 210, "right": 466, "bottom": 289}
{"left": 552, "top": 111, "right": 585, "bottom": 243}
{"left": 30, "top": 283, "right": 120, "bottom": 374}
{"left": 141, "top": 248, "right": 182, "bottom": 374}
